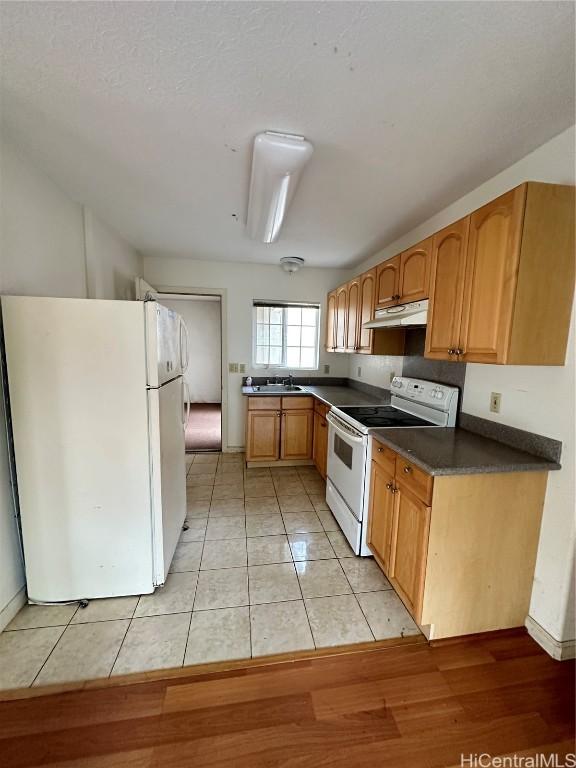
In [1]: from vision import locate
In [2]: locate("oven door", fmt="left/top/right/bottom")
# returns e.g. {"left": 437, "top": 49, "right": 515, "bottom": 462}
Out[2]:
{"left": 326, "top": 412, "right": 367, "bottom": 521}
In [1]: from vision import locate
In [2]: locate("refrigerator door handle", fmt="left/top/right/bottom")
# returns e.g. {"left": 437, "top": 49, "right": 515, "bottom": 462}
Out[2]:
{"left": 183, "top": 380, "right": 191, "bottom": 432}
{"left": 180, "top": 319, "right": 190, "bottom": 373}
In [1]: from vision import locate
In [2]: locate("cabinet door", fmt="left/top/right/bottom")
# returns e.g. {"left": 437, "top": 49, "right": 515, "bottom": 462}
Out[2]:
{"left": 335, "top": 285, "right": 348, "bottom": 352}
{"left": 313, "top": 412, "right": 328, "bottom": 479}
{"left": 246, "top": 410, "right": 280, "bottom": 462}
{"left": 399, "top": 237, "right": 432, "bottom": 303}
{"left": 367, "top": 461, "right": 396, "bottom": 575}
{"left": 375, "top": 256, "right": 400, "bottom": 308}
{"left": 345, "top": 278, "right": 360, "bottom": 352}
{"left": 281, "top": 409, "right": 314, "bottom": 460}
{"left": 389, "top": 484, "right": 431, "bottom": 621}
{"left": 424, "top": 217, "right": 469, "bottom": 361}
{"left": 459, "top": 187, "right": 525, "bottom": 364}
{"left": 325, "top": 291, "right": 337, "bottom": 352}
{"left": 357, "top": 269, "right": 375, "bottom": 354}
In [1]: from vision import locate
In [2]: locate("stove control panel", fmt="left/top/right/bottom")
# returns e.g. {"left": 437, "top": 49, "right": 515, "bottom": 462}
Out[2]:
{"left": 390, "top": 377, "right": 458, "bottom": 412}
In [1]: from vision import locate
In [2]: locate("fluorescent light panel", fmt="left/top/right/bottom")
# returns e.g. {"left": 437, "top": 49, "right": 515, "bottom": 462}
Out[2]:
{"left": 247, "top": 131, "right": 313, "bottom": 243}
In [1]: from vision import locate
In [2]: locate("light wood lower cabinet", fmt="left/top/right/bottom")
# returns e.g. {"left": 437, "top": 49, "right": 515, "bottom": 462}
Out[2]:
{"left": 367, "top": 461, "right": 395, "bottom": 574}
{"left": 367, "top": 438, "right": 549, "bottom": 639}
{"left": 246, "top": 410, "right": 280, "bottom": 462}
{"left": 281, "top": 409, "right": 314, "bottom": 460}
{"left": 313, "top": 411, "right": 328, "bottom": 479}
{"left": 246, "top": 396, "right": 314, "bottom": 465}
{"left": 389, "top": 483, "right": 431, "bottom": 619}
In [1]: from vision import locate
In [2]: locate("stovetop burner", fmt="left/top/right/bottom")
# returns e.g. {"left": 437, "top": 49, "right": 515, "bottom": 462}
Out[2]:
{"left": 336, "top": 405, "right": 434, "bottom": 429}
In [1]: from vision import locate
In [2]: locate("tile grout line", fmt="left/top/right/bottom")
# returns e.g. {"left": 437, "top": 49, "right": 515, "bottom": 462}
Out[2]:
{"left": 27, "top": 597, "right": 86, "bottom": 687}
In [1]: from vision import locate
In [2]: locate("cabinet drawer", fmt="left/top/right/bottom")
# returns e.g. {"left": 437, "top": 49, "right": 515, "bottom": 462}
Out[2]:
{"left": 396, "top": 457, "right": 433, "bottom": 504}
{"left": 248, "top": 396, "right": 281, "bottom": 411}
{"left": 282, "top": 396, "right": 314, "bottom": 410}
{"left": 371, "top": 438, "right": 396, "bottom": 475}
{"left": 314, "top": 399, "right": 330, "bottom": 418}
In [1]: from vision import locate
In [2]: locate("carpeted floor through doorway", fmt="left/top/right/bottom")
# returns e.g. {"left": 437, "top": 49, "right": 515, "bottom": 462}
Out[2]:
{"left": 185, "top": 403, "right": 222, "bottom": 452}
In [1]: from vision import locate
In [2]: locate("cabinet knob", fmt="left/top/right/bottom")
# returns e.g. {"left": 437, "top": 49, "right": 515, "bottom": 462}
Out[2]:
{"left": 385, "top": 482, "right": 393, "bottom": 490}
{"left": 448, "top": 348, "right": 455, "bottom": 355}
{"left": 391, "top": 486, "right": 398, "bottom": 494}
{"left": 377, "top": 447, "right": 384, "bottom": 453}
{"left": 403, "top": 466, "right": 412, "bottom": 474}
{"left": 276, "top": 412, "right": 281, "bottom": 416}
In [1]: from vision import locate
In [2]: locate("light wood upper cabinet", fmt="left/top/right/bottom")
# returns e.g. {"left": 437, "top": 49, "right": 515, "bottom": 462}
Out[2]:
{"left": 357, "top": 269, "right": 376, "bottom": 354}
{"left": 424, "top": 217, "right": 470, "bottom": 360}
{"left": 326, "top": 182, "right": 574, "bottom": 365}
{"left": 325, "top": 291, "right": 337, "bottom": 352}
{"left": 426, "top": 182, "right": 575, "bottom": 365}
{"left": 367, "top": 460, "right": 396, "bottom": 575}
{"left": 345, "top": 278, "right": 360, "bottom": 352}
{"left": 334, "top": 285, "right": 348, "bottom": 352}
{"left": 281, "top": 409, "right": 314, "bottom": 460}
{"left": 375, "top": 256, "right": 400, "bottom": 309}
{"left": 458, "top": 187, "right": 525, "bottom": 364}
{"left": 246, "top": 410, "right": 280, "bottom": 462}
{"left": 389, "top": 483, "right": 431, "bottom": 622}
{"left": 398, "top": 237, "right": 432, "bottom": 303}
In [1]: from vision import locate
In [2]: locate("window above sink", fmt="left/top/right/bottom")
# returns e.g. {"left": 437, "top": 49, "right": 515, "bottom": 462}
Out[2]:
{"left": 252, "top": 300, "right": 320, "bottom": 370}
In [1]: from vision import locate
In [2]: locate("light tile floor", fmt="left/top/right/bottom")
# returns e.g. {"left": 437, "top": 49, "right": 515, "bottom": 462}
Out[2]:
{"left": 0, "top": 453, "right": 421, "bottom": 690}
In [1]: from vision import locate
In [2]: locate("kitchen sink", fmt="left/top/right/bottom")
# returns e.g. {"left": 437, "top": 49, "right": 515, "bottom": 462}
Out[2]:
{"left": 251, "top": 384, "right": 303, "bottom": 392}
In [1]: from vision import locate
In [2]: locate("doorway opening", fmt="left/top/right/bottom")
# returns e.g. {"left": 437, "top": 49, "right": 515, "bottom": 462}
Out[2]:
{"left": 156, "top": 294, "right": 222, "bottom": 453}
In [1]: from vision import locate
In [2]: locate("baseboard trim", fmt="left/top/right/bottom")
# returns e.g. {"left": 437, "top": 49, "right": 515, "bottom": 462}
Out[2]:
{"left": 0, "top": 587, "right": 26, "bottom": 632}
{"left": 525, "top": 615, "right": 576, "bottom": 660}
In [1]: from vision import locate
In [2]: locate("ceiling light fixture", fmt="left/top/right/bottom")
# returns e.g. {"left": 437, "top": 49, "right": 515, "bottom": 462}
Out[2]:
{"left": 246, "top": 131, "right": 314, "bottom": 244}
{"left": 280, "top": 257, "right": 305, "bottom": 274}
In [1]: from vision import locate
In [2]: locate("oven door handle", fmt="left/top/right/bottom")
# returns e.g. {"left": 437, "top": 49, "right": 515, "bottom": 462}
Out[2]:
{"left": 326, "top": 413, "right": 366, "bottom": 443}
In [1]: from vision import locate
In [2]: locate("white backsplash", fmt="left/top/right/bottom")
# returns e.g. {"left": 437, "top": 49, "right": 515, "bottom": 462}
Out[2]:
{"left": 348, "top": 354, "right": 402, "bottom": 390}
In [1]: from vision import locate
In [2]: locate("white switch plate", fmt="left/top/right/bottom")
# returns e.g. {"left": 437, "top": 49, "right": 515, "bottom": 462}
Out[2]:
{"left": 490, "top": 392, "right": 502, "bottom": 413}
{"left": 229, "top": 362, "right": 238, "bottom": 373}
{"left": 239, "top": 363, "right": 246, "bottom": 374}
{"left": 357, "top": 366, "right": 362, "bottom": 377}
{"left": 323, "top": 364, "right": 330, "bottom": 374}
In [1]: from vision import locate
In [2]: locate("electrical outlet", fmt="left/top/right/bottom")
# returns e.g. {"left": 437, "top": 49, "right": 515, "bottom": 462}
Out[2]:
{"left": 357, "top": 366, "right": 362, "bottom": 377}
{"left": 490, "top": 392, "right": 502, "bottom": 413}
{"left": 239, "top": 363, "right": 246, "bottom": 374}
{"left": 323, "top": 364, "right": 330, "bottom": 374}
{"left": 229, "top": 362, "right": 238, "bottom": 374}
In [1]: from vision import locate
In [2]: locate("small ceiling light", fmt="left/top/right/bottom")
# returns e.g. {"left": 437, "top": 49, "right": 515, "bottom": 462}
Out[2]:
{"left": 280, "top": 257, "right": 305, "bottom": 274}
{"left": 247, "top": 131, "right": 314, "bottom": 243}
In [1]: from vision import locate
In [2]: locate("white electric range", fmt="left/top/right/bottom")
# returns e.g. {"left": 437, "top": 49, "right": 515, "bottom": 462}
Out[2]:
{"left": 325, "top": 377, "right": 459, "bottom": 556}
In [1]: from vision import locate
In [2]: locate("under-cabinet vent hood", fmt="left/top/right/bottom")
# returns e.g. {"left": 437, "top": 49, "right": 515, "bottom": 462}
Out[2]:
{"left": 363, "top": 299, "right": 428, "bottom": 329}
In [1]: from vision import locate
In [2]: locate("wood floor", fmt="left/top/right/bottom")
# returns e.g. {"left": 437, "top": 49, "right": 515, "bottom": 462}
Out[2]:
{"left": 1, "top": 629, "right": 573, "bottom": 768}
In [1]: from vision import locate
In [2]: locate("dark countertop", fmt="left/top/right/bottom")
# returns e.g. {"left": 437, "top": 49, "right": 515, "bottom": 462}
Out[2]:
{"left": 370, "top": 427, "right": 561, "bottom": 476}
{"left": 303, "top": 385, "right": 390, "bottom": 407}
{"left": 241, "top": 384, "right": 390, "bottom": 407}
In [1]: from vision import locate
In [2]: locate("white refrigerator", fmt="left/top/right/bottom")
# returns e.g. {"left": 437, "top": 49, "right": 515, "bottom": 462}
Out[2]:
{"left": 1, "top": 296, "right": 189, "bottom": 603}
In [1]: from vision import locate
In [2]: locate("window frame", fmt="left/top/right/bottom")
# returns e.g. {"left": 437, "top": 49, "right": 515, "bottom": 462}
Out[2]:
{"left": 252, "top": 301, "right": 321, "bottom": 370}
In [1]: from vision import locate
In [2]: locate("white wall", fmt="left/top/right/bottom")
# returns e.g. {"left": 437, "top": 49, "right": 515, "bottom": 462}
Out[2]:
{"left": 0, "top": 135, "right": 143, "bottom": 628}
{"left": 84, "top": 209, "right": 143, "bottom": 301}
{"left": 143, "top": 258, "right": 351, "bottom": 447}
{"left": 160, "top": 297, "right": 222, "bottom": 403}
{"left": 350, "top": 125, "right": 576, "bottom": 646}
{"left": 0, "top": 136, "right": 87, "bottom": 298}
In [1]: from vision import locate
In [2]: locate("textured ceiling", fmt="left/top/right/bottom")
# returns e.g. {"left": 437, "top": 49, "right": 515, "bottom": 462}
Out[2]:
{"left": 1, "top": 1, "right": 574, "bottom": 267}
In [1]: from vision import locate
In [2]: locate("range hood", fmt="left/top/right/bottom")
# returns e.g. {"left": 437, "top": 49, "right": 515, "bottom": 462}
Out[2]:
{"left": 363, "top": 299, "right": 428, "bottom": 329}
